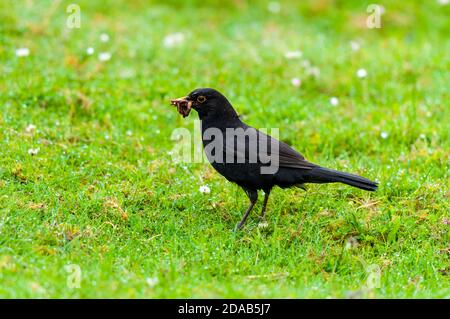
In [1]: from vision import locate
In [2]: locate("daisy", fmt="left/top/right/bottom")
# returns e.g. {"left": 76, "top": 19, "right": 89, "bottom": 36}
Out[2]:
{"left": 357, "top": 68, "right": 367, "bottom": 78}
{"left": 301, "top": 60, "right": 311, "bottom": 68}
{"left": 291, "top": 78, "right": 301, "bottom": 87}
{"left": 350, "top": 41, "right": 360, "bottom": 51}
{"left": 25, "top": 124, "right": 36, "bottom": 133}
{"left": 146, "top": 277, "right": 158, "bottom": 288}
{"left": 15, "top": 48, "right": 30, "bottom": 57}
{"left": 308, "top": 66, "right": 320, "bottom": 77}
{"left": 199, "top": 185, "right": 211, "bottom": 194}
{"left": 28, "top": 148, "right": 39, "bottom": 156}
{"left": 284, "top": 51, "right": 302, "bottom": 59}
{"left": 100, "top": 33, "right": 110, "bottom": 42}
{"left": 98, "top": 52, "right": 111, "bottom": 61}
{"left": 258, "top": 221, "right": 269, "bottom": 228}
{"left": 330, "top": 97, "right": 339, "bottom": 106}
{"left": 163, "top": 33, "right": 184, "bottom": 47}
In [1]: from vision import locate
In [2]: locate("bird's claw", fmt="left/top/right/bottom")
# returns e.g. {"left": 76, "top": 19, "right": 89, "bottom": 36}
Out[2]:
{"left": 234, "top": 223, "right": 244, "bottom": 232}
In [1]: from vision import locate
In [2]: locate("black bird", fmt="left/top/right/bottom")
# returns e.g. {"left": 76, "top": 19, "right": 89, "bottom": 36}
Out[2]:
{"left": 171, "top": 88, "right": 378, "bottom": 229}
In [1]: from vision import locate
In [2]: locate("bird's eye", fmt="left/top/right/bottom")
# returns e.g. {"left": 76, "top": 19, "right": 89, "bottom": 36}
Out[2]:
{"left": 197, "top": 95, "right": 206, "bottom": 103}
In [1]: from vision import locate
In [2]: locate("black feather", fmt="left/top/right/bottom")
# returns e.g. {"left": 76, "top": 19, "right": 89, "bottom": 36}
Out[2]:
{"left": 302, "top": 167, "right": 378, "bottom": 191}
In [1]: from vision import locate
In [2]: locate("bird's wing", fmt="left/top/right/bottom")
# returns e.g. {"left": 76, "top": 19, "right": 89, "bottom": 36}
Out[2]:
{"left": 220, "top": 125, "right": 316, "bottom": 170}
{"left": 276, "top": 140, "right": 316, "bottom": 170}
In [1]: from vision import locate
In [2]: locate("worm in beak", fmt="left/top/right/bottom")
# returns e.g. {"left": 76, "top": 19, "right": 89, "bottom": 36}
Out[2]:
{"left": 170, "top": 97, "right": 193, "bottom": 118}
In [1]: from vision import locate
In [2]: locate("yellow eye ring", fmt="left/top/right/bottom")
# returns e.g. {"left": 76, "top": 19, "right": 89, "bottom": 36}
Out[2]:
{"left": 197, "top": 95, "right": 206, "bottom": 103}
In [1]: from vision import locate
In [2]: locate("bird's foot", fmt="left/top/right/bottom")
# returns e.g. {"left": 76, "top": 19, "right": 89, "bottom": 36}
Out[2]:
{"left": 234, "top": 223, "right": 244, "bottom": 232}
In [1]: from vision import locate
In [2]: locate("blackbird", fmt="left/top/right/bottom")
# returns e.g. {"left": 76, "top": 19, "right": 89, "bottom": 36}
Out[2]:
{"left": 171, "top": 88, "right": 378, "bottom": 229}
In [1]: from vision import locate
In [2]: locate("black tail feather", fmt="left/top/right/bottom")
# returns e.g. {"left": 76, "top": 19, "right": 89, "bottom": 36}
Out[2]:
{"left": 305, "top": 167, "right": 378, "bottom": 191}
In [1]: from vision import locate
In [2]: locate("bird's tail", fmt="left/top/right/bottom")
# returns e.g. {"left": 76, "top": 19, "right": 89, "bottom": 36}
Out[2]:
{"left": 304, "top": 167, "right": 378, "bottom": 191}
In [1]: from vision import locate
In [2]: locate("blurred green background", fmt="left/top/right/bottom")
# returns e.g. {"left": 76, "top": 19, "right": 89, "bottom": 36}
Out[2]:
{"left": 0, "top": 0, "right": 448, "bottom": 298}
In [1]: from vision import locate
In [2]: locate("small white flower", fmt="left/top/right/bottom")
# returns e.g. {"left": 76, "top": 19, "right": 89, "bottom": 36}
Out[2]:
{"left": 350, "top": 41, "right": 360, "bottom": 51}
{"left": 98, "top": 52, "right": 111, "bottom": 61}
{"left": 28, "top": 148, "right": 39, "bottom": 156}
{"left": 284, "top": 50, "right": 302, "bottom": 59}
{"left": 438, "top": 0, "right": 449, "bottom": 5}
{"left": 199, "top": 185, "right": 211, "bottom": 194}
{"left": 29, "top": 282, "right": 46, "bottom": 294}
{"left": 163, "top": 32, "right": 184, "bottom": 47}
{"left": 126, "top": 130, "right": 133, "bottom": 136}
{"left": 100, "top": 33, "right": 110, "bottom": 42}
{"left": 25, "top": 124, "right": 36, "bottom": 133}
{"left": 86, "top": 47, "right": 94, "bottom": 55}
{"left": 146, "top": 277, "right": 158, "bottom": 288}
{"left": 301, "top": 60, "right": 311, "bottom": 68}
{"left": 419, "top": 134, "right": 426, "bottom": 139}
{"left": 267, "top": 1, "right": 281, "bottom": 13}
{"left": 330, "top": 97, "right": 339, "bottom": 106}
{"left": 119, "top": 68, "right": 135, "bottom": 79}
{"left": 15, "top": 48, "right": 30, "bottom": 57}
{"left": 380, "top": 132, "right": 389, "bottom": 139}
{"left": 258, "top": 221, "right": 269, "bottom": 228}
{"left": 357, "top": 68, "right": 367, "bottom": 78}
{"left": 308, "top": 66, "right": 320, "bottom": 77}
{"left": 291, "top": 77, "right": 301, "bottom": 87}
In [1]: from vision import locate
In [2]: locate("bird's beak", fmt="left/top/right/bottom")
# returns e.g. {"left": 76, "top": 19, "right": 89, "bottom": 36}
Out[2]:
{"left": 170, "top": 96, "right": 193, "bottom": 118}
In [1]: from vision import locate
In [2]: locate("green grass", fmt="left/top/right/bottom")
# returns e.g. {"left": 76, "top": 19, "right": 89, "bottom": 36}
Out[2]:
{"left": 0, "top": 0, "right": 449, "bottom": 298}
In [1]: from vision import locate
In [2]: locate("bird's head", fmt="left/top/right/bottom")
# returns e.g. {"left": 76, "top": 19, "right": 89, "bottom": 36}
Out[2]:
{"left": 171, "top": 88, "right": 238, "bottom": 120}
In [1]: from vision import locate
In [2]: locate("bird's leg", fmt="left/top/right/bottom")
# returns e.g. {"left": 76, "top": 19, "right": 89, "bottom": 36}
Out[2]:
{"left": 258, "top": 189, "right": 271, "bottom": 222}
{"left": 236, "top": 189, "right": 258, "bottom": 230}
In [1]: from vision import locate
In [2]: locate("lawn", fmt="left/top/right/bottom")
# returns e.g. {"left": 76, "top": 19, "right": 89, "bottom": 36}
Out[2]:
{"left": 0, "top": 0, "right": 448, "bottom": 298}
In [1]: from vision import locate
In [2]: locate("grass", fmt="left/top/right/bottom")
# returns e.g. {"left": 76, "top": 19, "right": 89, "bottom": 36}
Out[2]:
{"left": 0, "top": 0, "right": 449, "bottom": 298}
